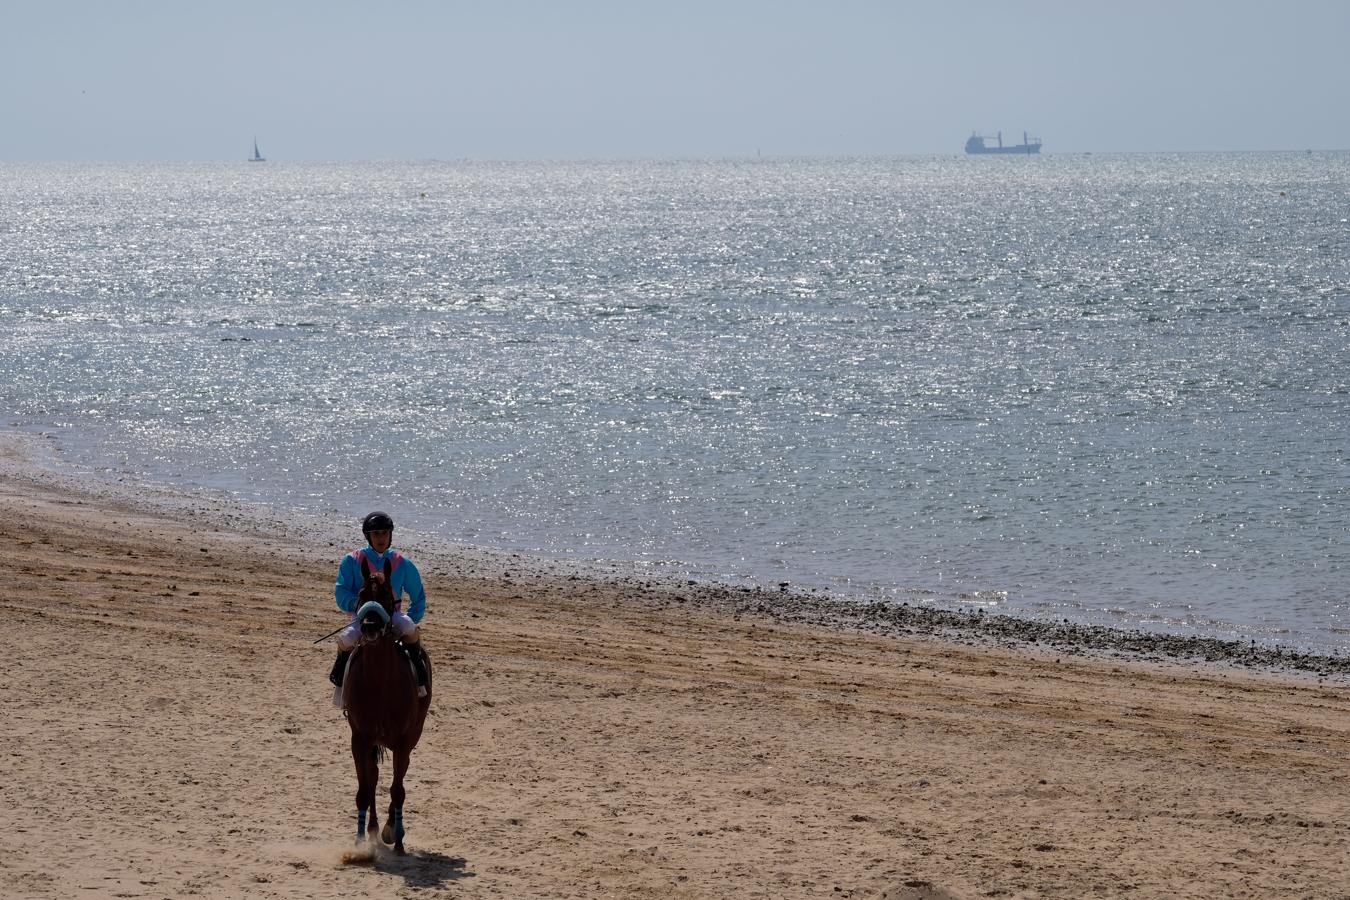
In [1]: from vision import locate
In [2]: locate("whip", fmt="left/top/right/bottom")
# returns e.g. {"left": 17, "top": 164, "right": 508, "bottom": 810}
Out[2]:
{"left": 313, "top": 623, "right": 347, "bottom": 645}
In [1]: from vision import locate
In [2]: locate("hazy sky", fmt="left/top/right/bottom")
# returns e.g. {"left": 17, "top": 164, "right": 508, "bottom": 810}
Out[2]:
{"left": 3, "top": 0, "right": 1347, "bottom": 160}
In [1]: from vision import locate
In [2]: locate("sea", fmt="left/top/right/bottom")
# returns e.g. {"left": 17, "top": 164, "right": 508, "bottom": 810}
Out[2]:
{"left": 2, "top": 154, "right": 1347, "bottom": 652}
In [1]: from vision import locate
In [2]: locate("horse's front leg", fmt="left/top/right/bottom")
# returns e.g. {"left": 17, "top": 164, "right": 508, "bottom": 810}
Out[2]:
{"left": 351, "top": 734, "right": 379, "bottom": 844}
{"left": 382, "top": 747, "right": 412, "bottom": 854}
{"left": 367, "top": 745, "right": 382, "bottom": 842}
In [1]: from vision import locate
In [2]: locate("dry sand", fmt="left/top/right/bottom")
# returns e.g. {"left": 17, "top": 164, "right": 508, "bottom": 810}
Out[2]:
{"left": 2, "top": 441, "right": 1348, "bottom": 899}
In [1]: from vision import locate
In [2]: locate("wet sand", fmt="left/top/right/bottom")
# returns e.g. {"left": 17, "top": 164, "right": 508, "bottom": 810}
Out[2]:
{"left": 3, "top": 439, "right": 1348, "bottom": 899}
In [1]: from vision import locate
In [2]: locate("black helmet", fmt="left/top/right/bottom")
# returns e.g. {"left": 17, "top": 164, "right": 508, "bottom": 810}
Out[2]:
{"left": 362, "top": 511, "right": 395, "bottom": 534}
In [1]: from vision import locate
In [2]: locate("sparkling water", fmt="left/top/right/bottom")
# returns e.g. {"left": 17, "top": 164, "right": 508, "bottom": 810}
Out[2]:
{"left": 2, "top": 155, "right": 1347, "bottom": 650}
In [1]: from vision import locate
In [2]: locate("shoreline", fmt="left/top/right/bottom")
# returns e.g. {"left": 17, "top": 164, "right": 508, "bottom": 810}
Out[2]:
{"left": 5, "top": 432, "right": 1350, "bottom": 898}
{"left": 6, "top": 429, "right": 1345, "bottom": 680}
{"left": 616, "top": 579, "right": 1350, "bottom": 681}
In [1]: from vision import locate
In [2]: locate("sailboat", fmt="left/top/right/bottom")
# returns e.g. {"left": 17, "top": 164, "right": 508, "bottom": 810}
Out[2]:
{"left": 249, "top": 137, "right": 265, "bottom": 162}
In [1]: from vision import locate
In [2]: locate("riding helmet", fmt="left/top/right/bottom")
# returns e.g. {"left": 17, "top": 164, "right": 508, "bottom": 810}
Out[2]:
{"left": 362, "top": 510, "right": 395, "bottom": 534}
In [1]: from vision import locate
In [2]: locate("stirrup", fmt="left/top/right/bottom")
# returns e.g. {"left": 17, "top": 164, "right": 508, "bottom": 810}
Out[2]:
{"left": 403, "top": 642, "right": 429, "bottom": 688}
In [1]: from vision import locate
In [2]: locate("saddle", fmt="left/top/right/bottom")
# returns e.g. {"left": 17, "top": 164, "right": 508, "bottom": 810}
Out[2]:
{"left": 336, "top": 641, "right": 428, "bottom": 710}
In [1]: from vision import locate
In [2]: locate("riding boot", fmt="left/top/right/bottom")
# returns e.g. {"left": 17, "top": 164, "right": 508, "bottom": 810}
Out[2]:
{"left": 329, "top": 649, "right": 352, "bottom": 687}
{"left": 405, "top": 642, "right": 429, "bottom": 696}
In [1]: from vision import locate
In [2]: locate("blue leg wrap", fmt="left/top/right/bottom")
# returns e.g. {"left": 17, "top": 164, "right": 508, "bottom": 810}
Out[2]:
{"left": 394, "top": 808, "right": 405, "bottom": 841}
{"left": 357, "top": 809, "right": 367, "bottom": 837}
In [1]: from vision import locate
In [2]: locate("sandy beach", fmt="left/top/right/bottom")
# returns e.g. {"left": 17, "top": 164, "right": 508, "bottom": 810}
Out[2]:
{"left": 3, "top": 440, "right": 1348, "bottom": 899}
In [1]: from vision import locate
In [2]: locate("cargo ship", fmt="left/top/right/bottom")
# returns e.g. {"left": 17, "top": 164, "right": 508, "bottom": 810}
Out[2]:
{"left": 965, "top": 130, "right": 1041, "bottom": 154}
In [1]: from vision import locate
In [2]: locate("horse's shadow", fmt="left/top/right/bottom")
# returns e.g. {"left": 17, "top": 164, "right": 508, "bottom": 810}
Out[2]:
{"left": 375, "top": 848, "right": 474, "bottom": 889}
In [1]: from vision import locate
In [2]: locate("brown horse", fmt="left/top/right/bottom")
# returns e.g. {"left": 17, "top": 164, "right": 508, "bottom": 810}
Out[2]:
{"left": 342, "top": 555, "right": 432, "bottom": 854}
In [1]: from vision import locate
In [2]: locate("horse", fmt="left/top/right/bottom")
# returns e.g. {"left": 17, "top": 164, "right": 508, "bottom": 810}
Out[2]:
{"left": 342, "top": 554, "right": 433, "bottom": 854}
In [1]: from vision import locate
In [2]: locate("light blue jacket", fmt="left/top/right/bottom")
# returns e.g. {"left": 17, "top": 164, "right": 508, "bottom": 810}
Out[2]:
{"left": 335, "top": 546, "right": 427, "bottom": 623}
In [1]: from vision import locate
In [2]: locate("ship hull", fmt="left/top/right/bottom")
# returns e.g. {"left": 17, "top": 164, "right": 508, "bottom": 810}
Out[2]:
{"left": 966, "top": 144, "right": 1040, "bottom": 155}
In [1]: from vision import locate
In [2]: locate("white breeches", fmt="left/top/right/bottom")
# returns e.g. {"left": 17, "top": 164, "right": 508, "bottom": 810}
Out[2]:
{"left": 337, "top": 611, "right": 419, "bottom": 651}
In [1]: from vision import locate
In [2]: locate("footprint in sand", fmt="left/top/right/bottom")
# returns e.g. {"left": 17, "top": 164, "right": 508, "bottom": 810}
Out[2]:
{"left": 876, "top": 880, "right": 966, "bottom": 900}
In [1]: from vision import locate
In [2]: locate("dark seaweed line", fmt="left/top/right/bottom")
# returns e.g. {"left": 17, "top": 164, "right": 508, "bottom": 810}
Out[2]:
{"left": 678, "top": 583, "right": 1350, "bottom": 677}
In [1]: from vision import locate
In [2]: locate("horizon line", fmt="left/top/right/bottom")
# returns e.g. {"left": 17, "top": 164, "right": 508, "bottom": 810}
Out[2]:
{"left": 0, "top": 147, "right": 1344, "bottom": 164}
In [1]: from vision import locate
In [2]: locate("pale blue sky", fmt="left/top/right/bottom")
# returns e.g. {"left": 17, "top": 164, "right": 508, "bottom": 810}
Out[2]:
{"left": 2, "top": 0, "right": 1347, "bottom": 160}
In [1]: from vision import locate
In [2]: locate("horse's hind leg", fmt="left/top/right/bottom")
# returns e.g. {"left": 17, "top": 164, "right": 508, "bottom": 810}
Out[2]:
{"left": 381, "top": 747, "right": 412, "bottom": 854}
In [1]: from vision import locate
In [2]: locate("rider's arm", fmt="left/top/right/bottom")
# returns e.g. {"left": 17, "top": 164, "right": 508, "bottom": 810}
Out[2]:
{"left": 335, "top": 553, "right": 362, "bottom": 614}
{"left": 402, "top": 559, "right": 427, "bottom": 623}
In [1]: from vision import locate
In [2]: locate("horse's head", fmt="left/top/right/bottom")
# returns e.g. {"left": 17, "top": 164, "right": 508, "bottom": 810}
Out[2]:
{"left": 357, "top": 556, "right": 396, "bottom": 640}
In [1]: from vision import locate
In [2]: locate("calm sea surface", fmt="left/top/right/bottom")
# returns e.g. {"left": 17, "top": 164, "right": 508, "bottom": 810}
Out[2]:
{"left": 2, "top": 155, "right": 1347, "bottom": 650}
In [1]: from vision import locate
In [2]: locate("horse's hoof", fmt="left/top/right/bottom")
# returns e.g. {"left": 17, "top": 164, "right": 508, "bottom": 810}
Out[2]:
{"left": 381, "top": 822, "right": 395, "bottom": 844}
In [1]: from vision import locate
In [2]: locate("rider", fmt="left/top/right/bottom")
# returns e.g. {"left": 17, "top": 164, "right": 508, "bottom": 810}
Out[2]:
{"left": 330, "top": 511, "right": 430, "bottom": 696}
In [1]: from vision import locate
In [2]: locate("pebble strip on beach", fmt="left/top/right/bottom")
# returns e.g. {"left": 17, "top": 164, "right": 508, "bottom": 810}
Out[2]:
{"left": 576, "top": 574, "right": 1350, "bottom": 679}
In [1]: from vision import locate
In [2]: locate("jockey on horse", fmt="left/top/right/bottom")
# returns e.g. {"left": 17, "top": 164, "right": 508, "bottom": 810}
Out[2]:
{"left": 330, "top": 511, "right": 430, "bottom": 698}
